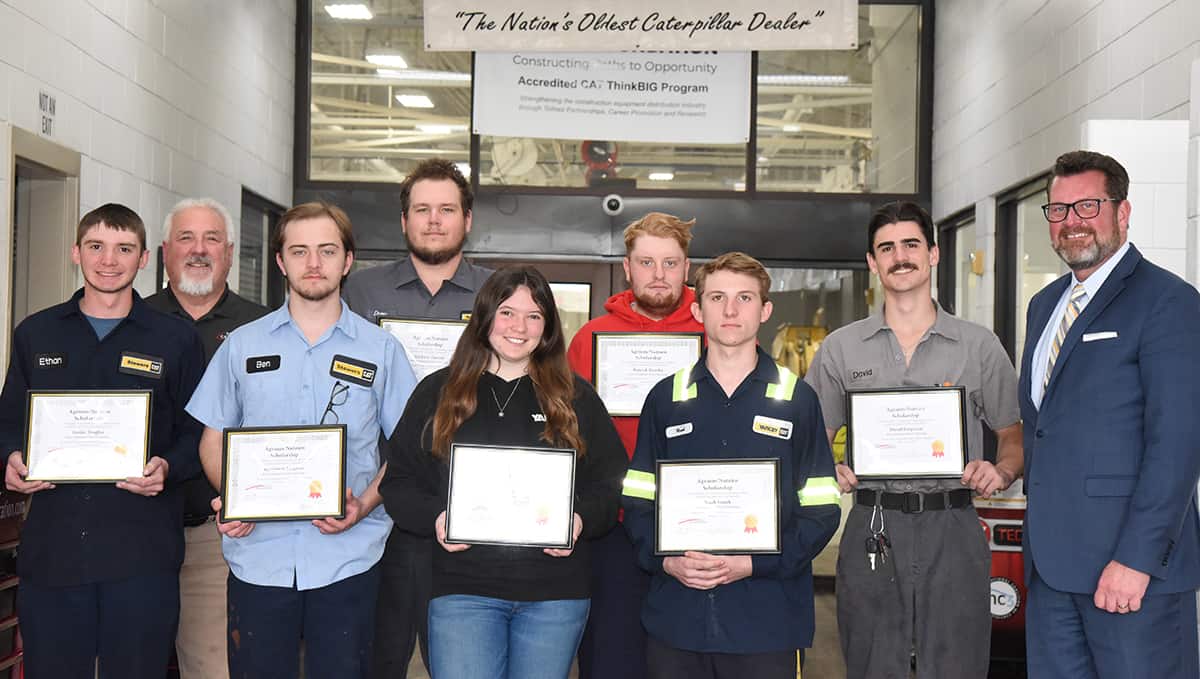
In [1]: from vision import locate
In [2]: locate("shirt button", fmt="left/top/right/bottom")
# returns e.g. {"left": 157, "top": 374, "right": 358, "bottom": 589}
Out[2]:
{"left": 722, "top": 440, "right": 728, "bottom": 447}
{"left": 82, "top": 492, "right": 91, "bottom": 501}
{"left": 895, "top": 354, "right": 902, "bottom": 362}
{"left": 80, "top": 530, "right": 88, "bottom": 539}
{"left": 905, "top": 483, "right": 913, "bottom": 490}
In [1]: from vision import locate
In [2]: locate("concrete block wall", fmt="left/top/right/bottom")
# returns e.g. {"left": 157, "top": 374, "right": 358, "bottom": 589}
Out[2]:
{"left": 0, "top": 0, "right": 295, "bottom": 294}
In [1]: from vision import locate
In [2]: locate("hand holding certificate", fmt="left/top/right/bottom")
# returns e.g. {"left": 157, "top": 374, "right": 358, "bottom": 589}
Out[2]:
{"left": 655, "top": 459, "right": 781, "bottom": 555}
{"left": 593, "top": 332, "right": 703, "bottom": 416}
{"left": 220, "top": 425, "right": 347, "bottom": 522}
{"left": 845, "top": 387, "right": 968, "bottom": 480}
{"left": 24, "top": 390, "right": 152, "bottom": 483}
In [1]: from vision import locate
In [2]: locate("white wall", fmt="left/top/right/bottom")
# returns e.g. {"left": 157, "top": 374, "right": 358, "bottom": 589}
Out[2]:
{"left": 0, "top": 0, "right": 295, "bottom": 295}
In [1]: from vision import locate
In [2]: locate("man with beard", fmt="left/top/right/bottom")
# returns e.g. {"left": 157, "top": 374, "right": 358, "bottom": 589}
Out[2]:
{"left": 342, "top": 158, "right": 492, "bottom": 678}
{"left": 805, "top": 201, "right": 1023, "bottom": 678}
{"left": 1019, "top": 151, "right": 1200, "bottom": 678}
{"left": 187, "top": 202, "right": 417, "bottom": 678}
{"left": 146, "top": 198, "right": 268, "bottom": 679}
{"left": 566, "top": 212, "right": 704, "bottom": 679}
{"left": 0, "top": 204, "right": 205, "bottom": 677}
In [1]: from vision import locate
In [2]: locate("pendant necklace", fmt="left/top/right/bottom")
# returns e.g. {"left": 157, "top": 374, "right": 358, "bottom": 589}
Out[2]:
{"left": 490, "top": 375, "right": 524, "bottom": 418}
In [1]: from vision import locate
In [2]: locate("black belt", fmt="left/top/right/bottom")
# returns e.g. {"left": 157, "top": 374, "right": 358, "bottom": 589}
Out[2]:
{"left": 855, "top": 488, "right": 972, "bottom": 513}
{"left": 183, "top": 513, "right": 215, "bottom": 527}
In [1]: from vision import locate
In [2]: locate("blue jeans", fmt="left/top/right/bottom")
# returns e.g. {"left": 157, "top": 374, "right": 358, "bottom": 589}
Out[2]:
{"left": 428, "top": 594, "right": 590, "bottom": 679}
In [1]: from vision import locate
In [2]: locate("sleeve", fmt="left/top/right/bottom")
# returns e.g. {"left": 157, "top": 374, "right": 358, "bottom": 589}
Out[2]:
{"left": 571, "top": 380, "right": 626, "bottom": 541}
{"left": 566, "top": 325, "right": 594, "bottom": 382}
{"left": 0, "top": 324, "right": 32, "bottom": 455}
{"left": 159, "top": 329, "right": 205, "bottom": 484}
{"left": 185, "top": 336, "right": 243, "bottom": 430}
{"left": 1113, "top": 282, "right": 1200, "bottom": 578}
{"left": 978, "top": 333, "right": 1020, "bottom": 430}
{"left": 751, "top": 387, "right": 841, "bottom": 579}
{"left": 379, "top": 375, "right": 445, "bottom": 538}
{"left": 803, "top": 338, "right": 847, "bottom": 432}
{"left": 376, "top": 333, "right": 418, "bottom": 437}
{"left": 621, "top": 383, "right": 667, "bottom": 574}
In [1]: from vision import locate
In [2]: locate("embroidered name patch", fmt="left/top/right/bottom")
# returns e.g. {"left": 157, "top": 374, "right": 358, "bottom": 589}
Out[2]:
{"left": 246, "top": 355, "right": 281, "bottom": 373}
{"left": 119, "top": 352, "right": 164, "bottom": 379}
{"left": 35, "top": 353, "right": 67, "bottom": 368}
{"left": 330, "top": 354, "right": 377, "bottom": 387}
{"left": 666, "top": 422, "right": 693, "bottom": 438}
{"left": 752, "top": 415, "right": 792, "bottom": 440}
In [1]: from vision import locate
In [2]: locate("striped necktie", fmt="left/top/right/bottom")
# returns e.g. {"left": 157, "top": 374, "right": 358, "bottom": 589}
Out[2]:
{"left": 1043, "top": 283, "right": 1087, "bottom": 388}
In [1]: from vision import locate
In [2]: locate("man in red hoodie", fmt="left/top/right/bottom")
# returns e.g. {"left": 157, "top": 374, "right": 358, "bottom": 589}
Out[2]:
{"left": 567, "top": 212, "right": 704, "bottom": 679}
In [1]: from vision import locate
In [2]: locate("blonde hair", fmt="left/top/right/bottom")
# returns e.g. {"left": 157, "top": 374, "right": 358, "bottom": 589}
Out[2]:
{"left": 622, "top": 212, "right": 696, "bottom": 254}
{"left": 694, "top": 252, "right": 771, "bottom": 302}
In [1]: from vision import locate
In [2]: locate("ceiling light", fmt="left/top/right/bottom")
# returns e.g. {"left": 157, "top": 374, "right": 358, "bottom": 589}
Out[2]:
{"left": 647, "top": 172, "right": 675, "bottom": 181}
{"left": 324, "top": 4, "right": 373, "bottom": 20}
{"left": 757, "top": 155, "right": 769, "bottom": 163}
{"left": 375, "top": 69, "right": 471, "bottom": 83}
{"left": 396, "top": 94, "right": 434, "bottom": 108}
{"left": 376, "top": 69, "right": 407, "bottom": 78}
{"left": 366, "top": 53, "right": 407, "bottom": 68}
{"left": 757, "top": 74, "right": 850, "bottom": 86}
{"left": 782, "top": 124, "right": 802, "bottom": 132}
{"left": 455, "top": 163, "right": 471, "bottom": 176}
{"left": 416, "top": 124, "right": 466, "bottom": 134}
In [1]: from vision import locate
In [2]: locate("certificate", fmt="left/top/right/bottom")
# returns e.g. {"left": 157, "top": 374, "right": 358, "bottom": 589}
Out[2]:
{"left": 445, "top": 444, "right": 576, "bottom": 548}
{"left": 24, "top": 390, "right": 151, "bottom": 483}
{"left": 220, "top": 425, "right": 347, "bottom": 522}
{"left": 845, "top": 387, "right": 968, "bottom": 479}
{"left": 655, "top": 459, "right": 780, "bottom": 555}
{"left": 379, "top": 317, "right": 468, "bottom": 381}
{"left": 592, "top": 332, "right": 703, "bottom": 415}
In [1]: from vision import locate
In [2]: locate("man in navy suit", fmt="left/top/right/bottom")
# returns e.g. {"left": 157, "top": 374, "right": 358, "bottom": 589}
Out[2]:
{"left": 1020, "top": 150, "right": 1200, "bottom": 679}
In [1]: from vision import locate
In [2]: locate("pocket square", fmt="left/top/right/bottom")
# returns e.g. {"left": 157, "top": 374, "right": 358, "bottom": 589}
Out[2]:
{"left": 1082, "top": 331, "right": 1118, "bottom": 342}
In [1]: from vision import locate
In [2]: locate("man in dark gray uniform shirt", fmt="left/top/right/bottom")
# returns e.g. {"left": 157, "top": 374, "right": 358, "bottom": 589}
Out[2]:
{"left": 342, "top": 158, "right": 492, "bottom": 678}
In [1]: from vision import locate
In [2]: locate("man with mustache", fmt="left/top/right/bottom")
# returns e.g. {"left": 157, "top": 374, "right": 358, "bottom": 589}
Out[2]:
{"left": 146, "top": 198, "right": 268, "bottom": 678}
{"left": 341, "top": 158, "right": 492, "bottom": 678}
{"left": 1019, "top": 151, "right": 1200, "bottom": 678}
{"left": 805, "top": 201, "right": 1023, "bottom": 678}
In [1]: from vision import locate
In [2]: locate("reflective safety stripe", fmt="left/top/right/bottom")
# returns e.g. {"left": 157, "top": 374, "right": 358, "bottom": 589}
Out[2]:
{"left": 796, "top": 476, "right": 840, "bottom": 506}
{"left": 622, "top": 469, "right": 657, "bottom": 500}
{"left": 765, "top": 366, "right": 798, "bottom": 400}
{"left": 671, "top": 367, "right": 697, "bottom": 402}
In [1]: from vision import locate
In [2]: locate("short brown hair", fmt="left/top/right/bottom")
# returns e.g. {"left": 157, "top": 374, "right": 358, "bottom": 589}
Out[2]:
{"left": 400, "top": 158, "right": 472, "bottom": 216}
{"left": 272, "top": 202, "right": 356, "bottom": 255}
{"left": 1048, "top": 150, "right": 1129, "bottom": 201}
{"left": 77, "top": 203, "right": 146, "bottom": 250}
{"left": 694, "top": 252, "right": 771, "bottom": 303}
{"left": 622, "top": 212, "right": 696, "bottom": 254}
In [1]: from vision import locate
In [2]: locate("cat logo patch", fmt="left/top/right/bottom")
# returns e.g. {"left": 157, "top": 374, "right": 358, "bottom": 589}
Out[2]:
{"left": 330, "top": 354, "right": 377, "bottom": 387}
{"left": 460, "top": 311, "right": 472, "bottom": 321}
{"left": 118, "top": 352, "right": 164, "bottom": 379}
{"left": 752, "top": 415, "right": 792, "bottom": 440}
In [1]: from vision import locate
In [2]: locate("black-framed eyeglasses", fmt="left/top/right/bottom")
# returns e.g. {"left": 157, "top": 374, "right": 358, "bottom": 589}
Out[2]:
{"left": 1041, "top": 198, "right": 1120, "bottom": 223}
{"left": 320, "top": 381, "right": 350, "bottom": 425}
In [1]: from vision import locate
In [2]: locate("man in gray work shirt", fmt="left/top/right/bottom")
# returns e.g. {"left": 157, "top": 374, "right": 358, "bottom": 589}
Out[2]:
{"left": 342, "top": 157, "right": 492, "bottom": 678}
{"left": 804, "top": 201, "right": 1022, "bottom": 679}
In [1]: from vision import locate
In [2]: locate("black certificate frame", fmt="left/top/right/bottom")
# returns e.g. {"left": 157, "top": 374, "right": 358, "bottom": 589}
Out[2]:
{"left": 445, "top": 443, "right": 577, "bottom": 549}
{"left": 845, "top": 386, "right": 969, "bottom": 480}
{"left": 654, "top": 457, "right": 782, "bottom": 556}
{"left": 24, "top": 389, "right": 153, "bottom": 483}
{"left": 220, "top": 424, "right": 348, "bottom": 522}
{"left": 591, "top": 331, "right": 704, "bottom": 416}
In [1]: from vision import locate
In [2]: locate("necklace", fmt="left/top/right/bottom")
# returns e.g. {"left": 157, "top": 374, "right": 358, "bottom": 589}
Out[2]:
{"left": 490, "top": 375, "right": 524, "bottom": 418}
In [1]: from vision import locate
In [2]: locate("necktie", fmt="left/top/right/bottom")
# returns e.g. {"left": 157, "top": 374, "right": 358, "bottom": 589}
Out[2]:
{"left": 1043, "top": 284, "right": 1087, "bottom": 388}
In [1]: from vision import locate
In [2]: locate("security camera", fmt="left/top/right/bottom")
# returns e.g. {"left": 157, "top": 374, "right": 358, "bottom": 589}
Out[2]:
{"left": 602, "top": 194, "right": 624, "bottom": 216}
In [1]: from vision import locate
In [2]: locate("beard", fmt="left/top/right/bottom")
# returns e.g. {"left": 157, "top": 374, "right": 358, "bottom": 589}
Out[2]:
{"left": 289, "top": 277, "right": 339, "bottom": 302}
{"left": 406, "top": 231, "right": 465, "bottom": 266}
{"left": 1053, "top": 221, "right": 1122, "bottom": 272}
{"left": 174, "top": 256, "right": 216, "bottom": 296}
{"left": 633, "top": 286, "right": 683, "bottom": 318}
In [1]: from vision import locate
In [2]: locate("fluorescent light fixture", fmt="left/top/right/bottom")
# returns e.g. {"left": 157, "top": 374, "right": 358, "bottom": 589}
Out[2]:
{"left": 395, "top": 94, "right": 434, "bottom": 108}
{"left": 416, "top": 124, "right": 466, "bottom": 134}
{"left": 324, "top": 4, "right": 373, "bottom": 20}
{"left": 455, "top": 163, "right": 471, "bottom": 176}
{"left": 733, "top": 181, "right": 747, "bottom": 191}
{"left": 757, "top": 155, "right": 769, "bottom": 163}
{"left": 647, "top": 172, "right": 675, "bottom": 181}
{"left": 757, "top": 74, "right": 850, "bottom": 86}
{"left": 376, "top": 69, "right": 407, "bottom": 78}
{"left": 375, "top": 69, "right": 471, "bottom": 83}
{"left": 782, "top": 124, "right": 802, "bottom": 132}
{"left": 366, "top": 53, "right": 407, "bottom": 68}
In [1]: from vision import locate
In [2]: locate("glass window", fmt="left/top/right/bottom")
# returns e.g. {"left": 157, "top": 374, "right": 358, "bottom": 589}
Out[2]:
{"left": 1014, "top": 186, "right": 1066, "bottom": 369}
{"left": 239, "top": 191, "right": 283, "bottom": 306}
{"left": 953, "top": 218, "right": 987, "bottom": 325}
{"left": 756, "top": 268, "right": 871, "bottom": 377}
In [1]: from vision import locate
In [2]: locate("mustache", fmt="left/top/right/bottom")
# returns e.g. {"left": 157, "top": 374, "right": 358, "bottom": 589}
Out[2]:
{"left": 1058, "top": 228, "right": 1095, "bottom": 239}
{"left": 888, "top": 263, "right": 918, "bottom": 274}
{"left": 185, "top": 255, "right": 213, "bottom": 266}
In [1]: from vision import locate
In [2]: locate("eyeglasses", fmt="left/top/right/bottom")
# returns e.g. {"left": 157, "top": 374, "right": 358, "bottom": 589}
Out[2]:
{"left": 1041, "top": 198, "right": 1120, "bottom": 223}
{"left": 320, "top": 381, "right": 350, "bottom": 425}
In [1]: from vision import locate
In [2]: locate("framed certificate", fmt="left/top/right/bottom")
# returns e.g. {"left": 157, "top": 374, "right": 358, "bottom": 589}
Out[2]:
{"left": 592, "top": 332, "right": 704, "bottom": 416}
{"left": 845, "top": 387, "right": 968, "bottom": 480}
{"left": 445, "top": 444, "right": 576, "bottom": 548}
{"left": 655, "top": 458, "right": 781, "bottom": 556}
{"left": 220, "top": 425, "right": 347, "bottom": 522}
{"left": 378, "top": 317, "right": 468, "bottom": 381}
{"left": 24, "top": 389, "right": 152, "bottom": 483}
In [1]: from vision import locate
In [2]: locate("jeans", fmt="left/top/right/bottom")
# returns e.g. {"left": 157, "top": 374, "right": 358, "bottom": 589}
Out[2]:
{"left": 428, "top": 594, "right": 590, "bottom": 679}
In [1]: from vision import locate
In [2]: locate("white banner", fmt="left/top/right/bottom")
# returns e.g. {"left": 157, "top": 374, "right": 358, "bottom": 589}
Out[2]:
{"left": 425, "top": 1, "right": 858, "bottom": 51}
{"left": 473, "top": 52, "right": 750, "bottom": 144}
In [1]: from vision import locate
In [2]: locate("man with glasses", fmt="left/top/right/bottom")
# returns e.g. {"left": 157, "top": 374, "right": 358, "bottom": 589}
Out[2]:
{"left": 187, "top": 202, "right": 417, "bottom": 678}
{"left": 1020, "top": 150, "right": 1200, "bottom": 678}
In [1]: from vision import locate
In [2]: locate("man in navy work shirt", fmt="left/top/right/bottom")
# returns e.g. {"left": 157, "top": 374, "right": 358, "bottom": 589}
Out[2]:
{"left": 0, "top": 203, "right": 206, "bottom": 678}
{"left": 622, "top": 252, "right": 841, "bottom": 679}
{"left": 187, "top": 202, "right": 417, "bottom": 679}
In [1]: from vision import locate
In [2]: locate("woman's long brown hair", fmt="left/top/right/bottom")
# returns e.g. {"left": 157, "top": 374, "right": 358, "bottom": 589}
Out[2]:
{"left": 431, "top": 265, "right": 584, "bottom": 458}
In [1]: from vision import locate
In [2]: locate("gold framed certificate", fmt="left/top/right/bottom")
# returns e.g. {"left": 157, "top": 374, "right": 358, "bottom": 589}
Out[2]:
{"left": 845, "top": 387, "right": 968, "bottom": 480}
{"left": 378, "top": 317, "right": 468, "bottom": 381}
{"left": 24, "top": 389, "right": 152, "bottom": 483}
{"left": 655, "top": 458, "right": 781, "bottom": 556}
{"left": 445, "top": 444, "right": 576, "bottom": 548}
{"left": 220, "top": 425, "right": 347, "bottom": 522}
{"left": 592, "top": 332, "right": 704, "bottom": 416}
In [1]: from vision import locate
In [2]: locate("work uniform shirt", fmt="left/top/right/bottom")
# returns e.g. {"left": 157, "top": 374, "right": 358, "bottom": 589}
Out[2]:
{"left": 805, "top": 302, "right": 1020, "bottom": 493}
{"left": 622, "top": 347, "right": 841, "bottom": 654}
{"left": 186, "top": 300, "right": 417, "bottom": 590}
{"left": 0, "top": 289, "right": 205, "bottom": 586}
{"left": 146, "top": 286, "right": 268, "bottom": 522}
{"left": 342, "top": 257, "right": 493, "bottom": 322}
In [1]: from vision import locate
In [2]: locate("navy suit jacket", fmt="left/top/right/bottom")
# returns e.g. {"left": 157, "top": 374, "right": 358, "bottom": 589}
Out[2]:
{"left": 1019, "top": 245, "right": 1200, "bottom": 594}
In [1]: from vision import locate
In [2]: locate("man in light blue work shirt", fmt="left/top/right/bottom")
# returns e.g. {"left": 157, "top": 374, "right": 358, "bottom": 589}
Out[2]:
{"left": 187, "top": 201, "right": 417, "bottom": 679}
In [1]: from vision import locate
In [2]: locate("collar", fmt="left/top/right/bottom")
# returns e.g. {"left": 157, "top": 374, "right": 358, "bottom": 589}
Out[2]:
{"left": 857, "top": 299, "right": 960, "bottom": 343}
{"left": 59, "top": 288, "right": 151, "bottom": 327}
{"left": 267, "top": 298, "right": 358, "bottom": 340}
{"left": 393, "top": 256, "right": 483, "bottom": 292}
{"left": 1070, "top": 240, "right": 1132, "bottom": 300}
{"left": 689, "top": 345, "right": 786, "bottom": 388}
{"left": 159, "top": 285, "right": 235, "bottom": 320}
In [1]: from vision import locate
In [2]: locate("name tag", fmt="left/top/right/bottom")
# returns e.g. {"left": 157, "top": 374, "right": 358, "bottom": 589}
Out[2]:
{"left": 1082, "top": 331, "right": 1118, "bottom": 342}
{"left": 330, "top": 354, "right": 377, "bottom": 387}
{"left": 666, "top": 422, "right": 693, "bottom": 438}
{"left": 118, "top": 352, "right": 164, "bottom": 379}
{"left": 35, "top": 353, "right": 67, "bottom": 368}
{"left": 246, "top": 355, "right": 281, "bottom": 373}
{"left": 752, "top": 415, "right": 793, "bottom": 440}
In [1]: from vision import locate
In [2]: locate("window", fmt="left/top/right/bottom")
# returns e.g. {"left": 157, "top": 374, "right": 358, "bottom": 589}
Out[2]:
{"left": 997, "top": 178, "right": 1064, "bottom": 367}
{"left": 239, "top": 190, "right": 285, "bottom": 306}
